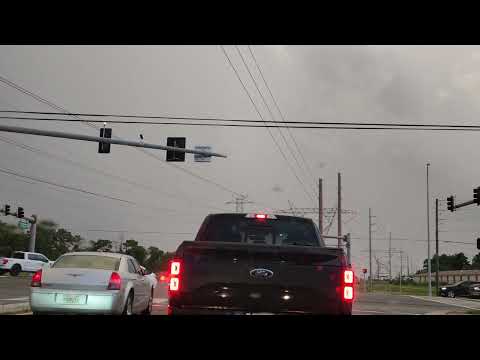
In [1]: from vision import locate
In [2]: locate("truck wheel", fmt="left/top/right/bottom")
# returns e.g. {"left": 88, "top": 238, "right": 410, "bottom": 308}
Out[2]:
{"left": 10, "top": 264, "right": 21, "bottom": 276}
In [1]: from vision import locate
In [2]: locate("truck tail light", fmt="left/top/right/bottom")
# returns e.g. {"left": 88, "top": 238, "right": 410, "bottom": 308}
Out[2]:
{"left": 31, "top": 269, "right": 42, "bottom": 287}
{"left": 169, "top": 259, "right": 182, "bottom": 293}
{"left": 107, "top": 272, "right": 122, "bottom": 290}
{"left": 344, "top": 286, "right": 354, "bottom": 300}
{"left": 344, "top": 270, "right": 354, "bottom": 284}
{"left": 342, "top": 269, "right": 355, "bottom": 302}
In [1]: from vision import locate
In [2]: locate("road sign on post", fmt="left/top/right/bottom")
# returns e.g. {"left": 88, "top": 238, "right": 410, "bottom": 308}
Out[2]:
{"left": 362, "top": 268, "right": 367, "bottom": 274}
{"left": 194, "top": 146, "right": 212, "bottom": 162}
{"left": 166, "top": 137, "right": 186, "bottom": 162}
{"left": 98, "top": 128, "right": 112, "bottom": 153}
{"left": 18, "top": 219, "right": 29, "bottom": 230}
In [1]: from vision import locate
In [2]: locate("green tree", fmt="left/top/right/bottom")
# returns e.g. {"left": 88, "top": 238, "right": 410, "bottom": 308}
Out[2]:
{"left": 0, "top": 220, "right": 28, "bottom": 256}
{"left": 87, "top": 239, "right": 113, "bottom": 252}
{"left": 144, "top": 246, "right": 164, "bottom": 272}
{"left": 123, "top": 239, "right": 147, "bottom": 265}
{"left": 35, "top": 220, "right": 83, "bottom": 260}
{"left": 472, "top": 253, "right": 480, "bottom": 270}
{"left": 423, "top": 252, "right": 471, "bottom": 272}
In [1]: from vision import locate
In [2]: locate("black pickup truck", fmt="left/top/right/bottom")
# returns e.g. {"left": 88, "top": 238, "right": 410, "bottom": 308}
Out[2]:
{"left": 167, "top": 213, "right": 354, "bottom": 315}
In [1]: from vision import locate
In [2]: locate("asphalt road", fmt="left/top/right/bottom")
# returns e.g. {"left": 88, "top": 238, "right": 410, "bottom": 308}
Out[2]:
{"left": 2, "top": 276, "right": 480, "bottom": 315}
{"left": 0, "top": 274, "right": 31, "bottom": 305}
{"left": 353, "top": 291, "right": 480, "bottom": 315}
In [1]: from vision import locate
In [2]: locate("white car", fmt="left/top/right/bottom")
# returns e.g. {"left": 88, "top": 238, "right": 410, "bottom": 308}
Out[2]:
{"left": 0, "top": 251, "right": 53, "bottom": 276}
{"left": 140, "top": 266, "right": 158, "bottom": 289}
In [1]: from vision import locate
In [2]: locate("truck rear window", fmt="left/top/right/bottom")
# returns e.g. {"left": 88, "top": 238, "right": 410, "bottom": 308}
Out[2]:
{"left": 53, "top": 255, "right": 120, "bottom": 270}
{"left": 196, "top": 214, "right": 321, "bottom": 247}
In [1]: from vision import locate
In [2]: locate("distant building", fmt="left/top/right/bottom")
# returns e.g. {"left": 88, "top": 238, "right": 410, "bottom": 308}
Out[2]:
{"left": 413, "top": 270, "right": 480, "bottom": 284}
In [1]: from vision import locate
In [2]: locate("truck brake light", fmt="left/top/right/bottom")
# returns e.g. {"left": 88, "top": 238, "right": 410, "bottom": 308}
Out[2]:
{"left": 344, "top": 286, "right": 354, "bottom": 300}
{"left": 342, "top": 269, "right": 355, "bottom": 302}
{"left": 344, "top": 270, "right": 354, "bottom": 284}
{"left": 169, "top": 259, "right": 182, "bottom": 293}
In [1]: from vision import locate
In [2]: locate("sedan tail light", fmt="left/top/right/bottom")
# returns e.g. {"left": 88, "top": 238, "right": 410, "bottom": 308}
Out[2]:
{"left": 1, "top": 258, "right": 8, "bottom": 265}
{"left": 107, "top": 272, "right": 122, "bottom": 290}
{"left": 31, "top": 269, "right": 42, "bottom": 287}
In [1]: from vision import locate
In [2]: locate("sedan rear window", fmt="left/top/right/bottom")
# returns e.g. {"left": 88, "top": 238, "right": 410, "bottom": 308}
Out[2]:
{"left": 53, "top": 255, "right": 120, "bottom": 270}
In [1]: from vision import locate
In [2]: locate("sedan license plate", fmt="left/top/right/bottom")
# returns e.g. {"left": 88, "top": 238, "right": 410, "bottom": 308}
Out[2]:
{"left": 56, "top": 294, "right": 87, "bottom": 305}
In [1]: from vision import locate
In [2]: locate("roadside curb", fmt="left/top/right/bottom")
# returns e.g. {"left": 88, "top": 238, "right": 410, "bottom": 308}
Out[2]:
{"left": 0, "top": 302, "right": 30, "bottom": 315}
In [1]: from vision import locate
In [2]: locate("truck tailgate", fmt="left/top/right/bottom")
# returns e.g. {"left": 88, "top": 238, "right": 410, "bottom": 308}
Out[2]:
{"left": 169, "top": 241, "right": 349, "bottom": 314}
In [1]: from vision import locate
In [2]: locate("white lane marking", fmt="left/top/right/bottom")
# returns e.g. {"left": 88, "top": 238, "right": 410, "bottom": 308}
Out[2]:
{"left": 16, "top": 312, "right": 32, "bottom": 315}
{"left": 153, "top": 298, "right": 168, "bottom": 304}
{"left": 409, "top": 296, "right": 480, "bottom": 310}
{"left": 353, "top": 310, "right": 386, "bottom": 314}
{"left": 0, "top": 297, "right": 29, "bottom": 301}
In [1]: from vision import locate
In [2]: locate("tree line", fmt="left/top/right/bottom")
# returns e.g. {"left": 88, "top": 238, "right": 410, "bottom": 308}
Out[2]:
{"left": 0, "top": 219, "right": 175, "bottom": 272}
{"left": 419, "top": 252, "right": 480, "bottom": 273}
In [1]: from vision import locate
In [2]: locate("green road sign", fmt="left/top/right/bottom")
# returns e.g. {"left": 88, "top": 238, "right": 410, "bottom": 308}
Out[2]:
{"left": 18, "top": 219, "right": 29, "bottom": 230}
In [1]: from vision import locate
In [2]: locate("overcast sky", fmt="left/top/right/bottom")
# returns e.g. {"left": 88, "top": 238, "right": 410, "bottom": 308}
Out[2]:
{"left": 1, "top": 45, "right": 480, "bottom": 276}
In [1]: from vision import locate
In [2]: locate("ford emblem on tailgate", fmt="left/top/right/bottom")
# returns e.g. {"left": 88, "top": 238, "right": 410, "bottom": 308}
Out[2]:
{"left": 250, "top": 268, "right": 274, "bottom": 279}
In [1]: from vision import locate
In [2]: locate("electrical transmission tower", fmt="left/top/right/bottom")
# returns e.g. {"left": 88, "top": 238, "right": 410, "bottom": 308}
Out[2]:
{"left": 226, "top": 195, "right": 254, "bottom": 213}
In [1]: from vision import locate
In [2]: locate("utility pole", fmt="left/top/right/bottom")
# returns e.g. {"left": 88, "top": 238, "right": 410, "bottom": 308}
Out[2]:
{"left": 389, "top": 232, "right": 392, "bottom": 282}
{"left": 337, "top": 172, "right": 342, "bottom": 247}
{"left": 407, "top": 254, "right": 410, "bottom": 277}
{"left": 400, "top": 251, "right": 403, "bottom": 294}
{"left": 369, "top": 208, "right": 372, "bottom": 289}
{"left": 426, "top": 163, "right": 432, "bottom": 297}
{"left": 435, "top": 198, "right": 439, "bottom": 296}
{"left": 119, "top": 231, "right": 125, "bottom": 253}
{"left": 319, "top": 178, "right": 323, "bottom": 241}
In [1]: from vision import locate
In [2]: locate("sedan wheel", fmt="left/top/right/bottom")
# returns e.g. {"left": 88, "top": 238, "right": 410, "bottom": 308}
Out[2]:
{"left": 123, "top": 294, "right": 134, "bottom": 315}
{"left": 143, "top": 290, "right": 153, "bottom": 315}
{"left": 448, "top": 290, "right": 455, "bottom": 298}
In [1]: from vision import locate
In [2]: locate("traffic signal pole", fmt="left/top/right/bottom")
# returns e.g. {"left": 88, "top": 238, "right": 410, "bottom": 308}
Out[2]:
{"left": 435, "top": 198, "right": 439, "bottom": 296}
{"left": 1, "top": 205, "right": 37, "bottom": 252}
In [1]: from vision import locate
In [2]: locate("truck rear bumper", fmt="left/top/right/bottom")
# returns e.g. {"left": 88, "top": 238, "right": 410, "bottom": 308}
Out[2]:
{"left": 168, "top": 303, "right": 352, "bottom": 315}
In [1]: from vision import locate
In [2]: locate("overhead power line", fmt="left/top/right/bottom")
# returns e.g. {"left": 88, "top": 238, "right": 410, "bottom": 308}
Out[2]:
{"left": 5, "top": 110, "right": 480, "bottom": 129}
{"left": 0, "top": 135, "right": 227, "bottom": 212}
{"left": 0, "top": 75, "right": 244, "bottom": 198}
{"left": 0, "top": 166, "right": 206, "bottom": 216}
{"left": 220, "top": 46, "right": 316, "bottom": 204}
{"left": 247, "top": 45, "right": 317, "bottom": 194}
{"left": 0, "top": 167, "right": 134, "bottom": 204}
{"left": 3, "top": 115, "right": 480, "bottom": 131}
{"left": 235, "top": 45, "right": 317, "bottom": 198}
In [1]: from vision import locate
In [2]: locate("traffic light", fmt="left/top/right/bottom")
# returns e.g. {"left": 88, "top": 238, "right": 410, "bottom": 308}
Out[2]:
{"left": 4, "top": 204, "right": 10, "bottom": 216}
{"left": 166, "top": 137, "right": 186, "bottom": 162}
{"left": 17, "top": 207, "right": 24, "bottom": 218}
{"left": 447, "top": 196, "right": 455, "bottom": 212}
{"left": 477, "top": 238, "right": 480, "bottom": 250}
{"left": 474, "top": 187, "right": 480, "bottom": 205}
{"left": 98, "top": 128, "right": 112, "bottom": 153}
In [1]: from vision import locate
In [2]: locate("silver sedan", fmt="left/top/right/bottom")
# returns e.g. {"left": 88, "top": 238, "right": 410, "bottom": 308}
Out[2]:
{"left": 30, "top": 252, "right": 154, "bottom": 315}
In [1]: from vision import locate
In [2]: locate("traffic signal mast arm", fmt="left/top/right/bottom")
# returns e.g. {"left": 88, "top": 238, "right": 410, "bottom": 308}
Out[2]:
{"left": 447, "top": 187, "right": 480, "bottom": 212}
{"left": 0, "top": 124, "right": 227, "bottom": 158}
